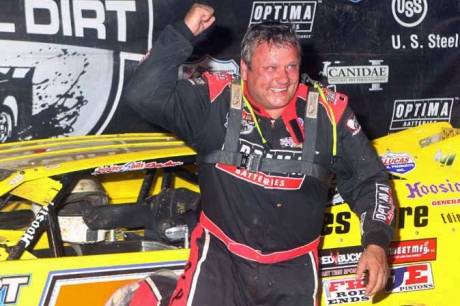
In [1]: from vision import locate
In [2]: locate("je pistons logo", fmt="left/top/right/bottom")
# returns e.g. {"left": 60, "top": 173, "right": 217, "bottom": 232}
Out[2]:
{"left": 392, "top": 0, "right": 428, "bottom": 28}
{"left": 385, "top": 263, "right": 434, "bottom": 293}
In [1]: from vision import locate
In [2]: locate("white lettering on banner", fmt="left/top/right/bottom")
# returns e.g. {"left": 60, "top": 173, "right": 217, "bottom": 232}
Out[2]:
{"left": 390, "top": 1, "right": 459, "bottom": 50}
{"left": 321, "top": 60, "right": 388, "bottom": 91}
{"left": 389, "top": 98, "right": 454, "bottom": 131}
{"left": 249, "top": 1, "right": 318, "bottom": 39}
{"left": 392, "top": 33, "right": 459, "bottom": 50}
{"left": 4, "top": 0, "right": 136, "bottom": 42}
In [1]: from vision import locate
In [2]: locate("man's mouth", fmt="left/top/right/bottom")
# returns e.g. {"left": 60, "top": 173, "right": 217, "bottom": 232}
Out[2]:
{"left": 270, "top": 87, "right": 286, "bottom": 93}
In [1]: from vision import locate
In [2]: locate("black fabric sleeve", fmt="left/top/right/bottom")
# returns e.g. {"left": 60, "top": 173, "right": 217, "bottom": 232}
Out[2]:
{"left": 123, "top": 21, "right": 211, "bottom": 146}
{"left": 331, "top": 106, "right": 395, "bottom": 253}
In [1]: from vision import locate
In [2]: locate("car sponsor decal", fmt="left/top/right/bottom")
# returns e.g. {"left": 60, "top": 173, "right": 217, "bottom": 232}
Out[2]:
{"left": 440, "top": 212, "right": 460, "bottom": 224}
{"left": 39, "top": 262, "right": 185, "bottom": 306}
{"left": 319, "top": 246, "right": 363, "bottom": 277}
{"left": 434, "top": 149, "right": 456, "bottom": 167}
{"left": 431, "top": 198, "right": 460, "bottom": 207}
{"left": 0, "top": 275, "right": 30, "bottom": 305}
{"left": 385, "top": 263, "right": 435, "bottom": 293}
{"left": 397, "top": 205, "right": 429, "bottom": 229}
{"left": 92, "top": 160, "right": 184, "bottom": 175}
{"left": 388, "top": 238, "right": 437, "bottom": 264}
{"left": 405, "top": 179, "right": 460, "bottom": 199}
{"left": 380, "top": 151, "right": 416, "bottom": 175}
{"left": 322, "top": 276, "right": 371, "bottom": 304}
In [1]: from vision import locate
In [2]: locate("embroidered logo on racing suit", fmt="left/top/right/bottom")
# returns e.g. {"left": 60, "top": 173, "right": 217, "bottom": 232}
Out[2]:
{"left": 346, "top": 113, "right": 361, "bottom": 136}
{"left": 224, "top": 109, "right": 255, "bottom": 135}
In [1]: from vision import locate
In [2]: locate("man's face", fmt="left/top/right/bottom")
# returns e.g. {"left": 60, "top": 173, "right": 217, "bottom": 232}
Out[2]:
{"left": 240, "top": 42, "right": 300, "bottom": 118}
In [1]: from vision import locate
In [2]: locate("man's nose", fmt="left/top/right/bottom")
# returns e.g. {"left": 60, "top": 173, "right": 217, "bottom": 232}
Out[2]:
{"left": 276, "top": 69, "right": 289, "bottom": 84}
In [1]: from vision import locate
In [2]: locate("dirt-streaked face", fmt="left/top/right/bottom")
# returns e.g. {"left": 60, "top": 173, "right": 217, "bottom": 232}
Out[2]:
{"left": 240, "top": 42, "right": 300, "bottom": 119}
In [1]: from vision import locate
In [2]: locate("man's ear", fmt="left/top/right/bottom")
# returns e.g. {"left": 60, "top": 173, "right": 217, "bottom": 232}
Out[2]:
{"left": 240, "top": 60, "right": 248, "bottom": 81}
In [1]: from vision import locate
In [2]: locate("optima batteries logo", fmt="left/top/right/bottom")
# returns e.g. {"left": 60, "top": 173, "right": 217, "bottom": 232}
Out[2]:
{"left": 249, "top": 1, "right": 318, "bottom": 39}
{"left": 390, "top": 98, "right": 453, "bottom": 131}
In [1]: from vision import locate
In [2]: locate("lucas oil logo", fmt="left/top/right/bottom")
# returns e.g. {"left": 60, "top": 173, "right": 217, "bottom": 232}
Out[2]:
{"left": 0, "top": 0, "right": 153, "bottom": 141}
{"left": 380, "top": 151, "right": 416, "bottom": 175}
{"left": 249, "top": 1, "right": 318, "bottom": 39}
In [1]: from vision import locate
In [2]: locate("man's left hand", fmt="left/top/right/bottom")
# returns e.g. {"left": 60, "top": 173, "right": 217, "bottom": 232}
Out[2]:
{"left": 356, "top": 244, "right": 389, "bottom": 296}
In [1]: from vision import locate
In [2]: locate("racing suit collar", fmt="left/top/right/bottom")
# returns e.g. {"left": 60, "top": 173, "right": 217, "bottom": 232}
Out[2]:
{"left": 243, "top": 82, "right": 305, "bottom": 144}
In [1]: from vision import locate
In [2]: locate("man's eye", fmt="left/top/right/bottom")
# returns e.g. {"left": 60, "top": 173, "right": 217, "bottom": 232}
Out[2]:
{"left": 267, "top": 66, "right": 276, "bottom": 71}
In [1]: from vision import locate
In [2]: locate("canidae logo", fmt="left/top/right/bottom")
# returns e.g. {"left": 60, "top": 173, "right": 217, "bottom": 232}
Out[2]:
{"left": 390, "top": 98, "right": 453, "bottom": 131}
{"left": 320, "top": 60, "right": 389, "bottom": 91}
{"left": 0, "top": 0, "right": 153, "bottom": 141}
{"left": 392, "top": 0, "right": 428, "bottom": 28}
{"left": 249, "top": 1, "right": 318, "bottom": 39}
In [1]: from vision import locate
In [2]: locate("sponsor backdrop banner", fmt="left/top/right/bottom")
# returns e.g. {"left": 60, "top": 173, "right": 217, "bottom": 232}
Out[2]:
{"left": 0, "top": 2, "right": 458, "bottom": 306}
{"left": 0, "top": 0, "right": 458, "bottom": 142}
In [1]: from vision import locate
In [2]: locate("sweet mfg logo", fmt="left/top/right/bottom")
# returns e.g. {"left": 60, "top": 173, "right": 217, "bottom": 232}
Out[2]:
{"left": 320, "top": 60, "right": 389, "bottom": 91}
{"left": 249, "top": 1, "right": 318, "bottom": 39}
{"left": 392, "top": 0, "right": 428, "bottom": 28}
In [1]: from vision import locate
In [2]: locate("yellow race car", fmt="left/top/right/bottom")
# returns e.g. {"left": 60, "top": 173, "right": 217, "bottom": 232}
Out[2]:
{"left": 0, "top": 123, "right": 458, "bottom": 306}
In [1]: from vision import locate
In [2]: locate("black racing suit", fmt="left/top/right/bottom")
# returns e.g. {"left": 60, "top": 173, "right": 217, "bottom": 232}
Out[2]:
{"left": 125, "top": 21, "right": 395, "bottom": 306}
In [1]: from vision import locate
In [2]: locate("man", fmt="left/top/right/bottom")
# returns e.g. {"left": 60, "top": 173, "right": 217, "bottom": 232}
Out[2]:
{"left": 125, "top": 3, "right": 394, "bottom": 306}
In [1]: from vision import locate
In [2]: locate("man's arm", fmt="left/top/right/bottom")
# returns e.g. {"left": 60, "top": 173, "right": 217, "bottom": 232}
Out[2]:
{"left": 331, "top": 106, "right": 395, "bottom": 296}
{"left": 124, "top": 4, "right": 215, "bottom": 140}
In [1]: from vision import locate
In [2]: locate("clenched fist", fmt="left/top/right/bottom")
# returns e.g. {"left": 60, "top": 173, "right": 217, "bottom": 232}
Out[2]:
{"left": 184, "top": 4, "right": 215, "bottom": 36}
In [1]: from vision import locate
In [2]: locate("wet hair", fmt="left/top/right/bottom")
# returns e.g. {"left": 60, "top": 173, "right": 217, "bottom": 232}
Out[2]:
{"left": 241, "top": 21, "right": 302, "bottom": 70}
